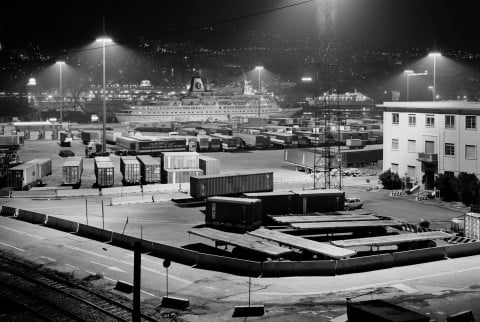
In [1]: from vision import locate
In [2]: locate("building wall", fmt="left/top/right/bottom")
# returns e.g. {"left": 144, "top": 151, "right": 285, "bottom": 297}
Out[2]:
{"left": 383, "top": 111, "right": 480, "bottom": 184}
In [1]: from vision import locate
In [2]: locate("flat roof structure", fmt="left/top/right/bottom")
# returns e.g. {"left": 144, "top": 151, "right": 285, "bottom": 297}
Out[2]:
{"left": 188, "top": 227, "right": 292, "bottom": 257}
{"left": 248, "top": 228, "right": 356, "bottom": 259}
{"left": 272, "top": 215, "right": 380, "bottom": 224}
{"left": 380, "top": 101, "right": 480, "bottom": 115}
{"left": 331, "top": 231, "right": 454, "bottom": 248}
{"left": 290, "top": 220, "right": 401, "bottom": 230}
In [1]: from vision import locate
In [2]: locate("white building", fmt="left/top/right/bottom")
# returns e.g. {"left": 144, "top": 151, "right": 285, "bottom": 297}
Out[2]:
{"left": 382, "top": 101, "right": 480, "bottom": 190}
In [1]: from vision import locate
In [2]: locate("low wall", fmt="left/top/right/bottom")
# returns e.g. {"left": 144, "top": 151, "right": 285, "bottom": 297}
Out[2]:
{"left": 150, "top": 242, "right": 198, "bottom": 266}
{"left": 17, "top": 209, "right": 47, "bottom": 225}
{"left": 45, "top": 216, "right": 79, "bottom": 233}
{"left": 57, "top": 189, "right": 100, "bottom": 197}
{"left": 102, "top": 186, "right": 142, "bottom": 196}
{"left": 10, "top": 190, "right": 56, "bottom": 198}
{"left": 392, "top": 247, "right": 446, "bottom": 267}
{"left": 262, "top": 260, "right": 336, "bottom": 277}
{"left": 110, "top": 194, "right": 154, "bottom": 206}
{"left": 196, "top": 253, "right": 262, "bottom": 276}
{"left": 335, "top": 253, "right": 395, "bottom": 274}
{"left": 77, "top": 224, "right": 112, "bottom": 242}
{"left": 445, "top": 242, "right": 480, "bottom": 258}
{"left": 0, "top": 206, "right": 17, "bottom": 217}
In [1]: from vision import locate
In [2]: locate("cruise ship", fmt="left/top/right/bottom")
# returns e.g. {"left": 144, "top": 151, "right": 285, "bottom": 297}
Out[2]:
{"left": 113, "top": 77, "right": 282, "bottom": 123}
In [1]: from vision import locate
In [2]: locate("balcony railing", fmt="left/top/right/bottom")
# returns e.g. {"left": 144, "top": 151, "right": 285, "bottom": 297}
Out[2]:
{"left": 417, "top": 153, "right": 438, "bottom": 163}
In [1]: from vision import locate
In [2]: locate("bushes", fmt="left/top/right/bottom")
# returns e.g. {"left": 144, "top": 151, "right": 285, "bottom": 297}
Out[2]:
{"left": 379, "top": 169, "right": 402, "bottom": 190}
{"left": 434, "top": 172, "right": 480, "bottom": 206}
{"left": 434, "top": 173, "right": 459, "bottom": 202}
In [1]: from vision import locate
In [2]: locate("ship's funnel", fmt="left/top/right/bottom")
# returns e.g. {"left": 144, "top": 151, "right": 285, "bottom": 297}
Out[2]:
{"left": 189, "top": 77, "right": 205, "bottom": 92}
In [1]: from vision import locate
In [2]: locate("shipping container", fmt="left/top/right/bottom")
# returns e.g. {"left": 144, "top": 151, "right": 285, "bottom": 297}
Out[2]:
{"left": 342, "top": 148, "right": 383, "bottom": 167}
{"left": 206, "top": 196, "right": 263, "bottom": 230}
{"left": 0, "top": 135, "right": 23, "bottom": 148}
{"left": 196, "top": 135, "right": 210, "bottom": 151}
{"left": 62, "top": 156, "right": 83, "bottom": 186}
{"left": 136, "top": 155, "right": 161, "bottom": 184}
{"left": 292, "top": 189, "right": 345, "bottom": 214}
{"left": 347, "top": 300, "right": 429, "bottom": 322}
{"left": 236, "top": 132, "right": 271, "bottom": 149}
{"left": 264, "top": 132, "right": 298, "bottom": 148}
{"left": 209, "top": 137, "right": 222, "bottom": 151}
{"left": 94, "top": 157, "right": 114, "bottom": 187}
{"left": 346, "top": 139, "right": 363, "bottom": 148}
{"left": 120, "top": 156, "right": 141, "bottom": 185}
{"left": 81, "top": 130, "right": 101, "bottom": 144}
{"left": 210, "top": 133, "right": 240, "bottom": 151}
{"left": 161, "top": 168, "right": 203, "bottom": 184}
{"left": 59, "top": 131, "right": 72, "bottom": 147}
{"left": 26, "top": 158, "right": 52, "bottom": 179}
{"left": 242, "top": 191, "right": 296, "bottom": 219}
{"left": 106, "top": 131, "right": 122, "bottom": 144}
{"left": 190, "top": 171, "right": 274, "bottom": 198}
{"left": 162, "top": 151, "right": 199, "bottom": 169}
{"left": 8, "top": 163, "right": 37, "bottom": 190}
{"left": 464, "top": 213, "right": 480, "bottom": 240}
{"left": 116, "top": 136, "right": 187, "bottom": 154}
{"left": 199, "top": 155, "right": 220, "bottom": 175}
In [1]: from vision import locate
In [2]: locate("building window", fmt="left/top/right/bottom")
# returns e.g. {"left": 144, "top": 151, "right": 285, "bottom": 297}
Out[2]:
{"left": 392, "top": 138, "right": 399, "bottom": 150}
{"left": 391, "top": 163, "right": 399, "bottom": 173}
{"left": 466, "top": 116, "right": 476, "bottom": 130}
{"left": 466, "top": 145, "right": 477, "bottom": 160}
{"left": 392, "top": 113, "right": 399, "bottom": 125}
{"left": 445, "top": 115, "right": 455, "bottom": 129}
{"left": 408, "top": 140, "right": 416, "bottom": 153}
{"left": 407, "top": 166, "right": 415, "bottom": 178}
{"left": 426, "top": 115, "right": 435, "bottom": 127}
{"left": 445, "top": 143, "right": 455, "bottom": 156}
{"left": 408, "top": 114, "right": 416, "bottom": 126}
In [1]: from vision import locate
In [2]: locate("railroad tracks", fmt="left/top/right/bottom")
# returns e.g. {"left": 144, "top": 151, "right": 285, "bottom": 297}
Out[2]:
{"left": 0, "top": 254, "right": 161, "bottom": 321}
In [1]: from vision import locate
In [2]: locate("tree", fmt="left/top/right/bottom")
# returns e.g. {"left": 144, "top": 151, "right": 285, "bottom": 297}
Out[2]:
{"left": 458, "top": 172, "right": 480, "bottom": 206}
{"left": 379, "top": 169, "right": 402, "bottom": 190}
{"left": 434, "top": 173, "right": 459, "bottom": 202}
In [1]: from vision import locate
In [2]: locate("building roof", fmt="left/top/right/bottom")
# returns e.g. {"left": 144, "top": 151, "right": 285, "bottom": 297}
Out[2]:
{"left": 379, "top": 101, "right": 480, "bottom": 115}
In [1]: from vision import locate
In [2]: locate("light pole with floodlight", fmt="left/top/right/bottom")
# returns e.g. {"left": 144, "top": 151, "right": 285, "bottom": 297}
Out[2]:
{"left": 255, "top": 66, "right": 264, "bottom": 117}
{"left": 56, "top": 61, "right": 65, "bottom": 124}
{"left": 95, "top": 36, "right": 112, "bottom": 153}
{"left": 428, "top": 52, "right": 441, "bottom": 101}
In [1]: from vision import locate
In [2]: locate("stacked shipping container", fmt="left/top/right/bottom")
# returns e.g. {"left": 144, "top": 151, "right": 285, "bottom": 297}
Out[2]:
{"left": 120, "top": 156, "right": 141, "bottom": 185}
{"left": 136, "top": 155, "right": 161, "bottom": 184}
{"left": 161, "top": 151, "right": 203, "bottom": 184}
{"left": 198, "top": 155, "right": 220, "bottom": 175}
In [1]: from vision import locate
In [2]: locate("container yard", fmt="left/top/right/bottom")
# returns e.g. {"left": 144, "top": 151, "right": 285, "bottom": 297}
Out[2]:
{"left": 190, "top": 171, "right": 274, "bottom": 198}
{"left": 94, "top": 156, "right": 114, "bottom": 187}
{"left": 62, "top": 156, "right": 83, "bottom": 186}
{"left": 205, "top": 196, "right": 263, "bottom": 230}
{"left": 120, "top": 156, "right": 141, "bottom": 185}
{"left": 136, "top": 155, "right": 161, "bottom": 184}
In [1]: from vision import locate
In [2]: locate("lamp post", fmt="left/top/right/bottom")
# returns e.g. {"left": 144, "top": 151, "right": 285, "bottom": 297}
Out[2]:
{"left": 301, "top": 75, "right": 318, "bottom": 189}
{"left": 56, "top": 61, "right": 65, "bottom": 124}
{"left": 428, "top": 86, "right": 434, "bottom": 101}
{"left": 95, "top": 36, "right": 113, "bottom": 153}
{"left": 255, "top": 66, "right": 264, "bottom": 117}
{"left": 428, "top": 52, "right": 441, "bottom": 101}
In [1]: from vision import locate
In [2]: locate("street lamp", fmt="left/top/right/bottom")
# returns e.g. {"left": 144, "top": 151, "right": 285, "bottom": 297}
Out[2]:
{"left": 95, "top": 36, "right": 113, "bottom": 153}
{"left": 301, "top": 75, "right": 319, "bottom": 190}
{"left": 255, "top": 66, "right": 264, "bottom": 117}
{"left": 428, "top": 52, "right": 442, "bottom": 101}
{"left": 56, "top": 61, "right": 65, "bottom": 124}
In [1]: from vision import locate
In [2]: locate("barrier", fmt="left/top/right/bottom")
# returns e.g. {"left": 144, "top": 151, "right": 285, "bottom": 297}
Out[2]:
{"left": 45, "top": 216, "right": 79, "bottom": 233}
{"left": 0, "top": 206, "right": 17, "bottom": 217}
{"left": 152, "top": 194, "right": 171, "bottom": 203}
{"left": 77, "top": 224, "right": 113, "bottom": 242}
{"left": 110, "top": 194, "right": 154, "bottom": 206}
{"left": 111, "top": 232, "right": 142, "bottom": 251}
{"left": 445, "top": 242, "right": 480, "bottom": 258}
{"left": 262, "top": 260, "right": 336, "bottom": 277}
{"left": 335, "top": 253, "right": 394, "bottom": 274}
{"left": 102, "top": 186, "right": 142, "bottom": 196}
{"left": 17, "top": 209, "right": 47, "bottom": 225}
{"left": 57, "top": 189, "right": 100, "bottom": 197}
{"left": 196, "top": 253, "right": 262, "bottom": 276}
{"left": 142, "top": 184, "right": 165, "bottom": 193}
{"left": 143, "top": 183, "right": 188, "bottom": 193}
{"left": 10, "top": 190, "right": 56, "bottom": 198}
{"left": 393, "top": 247, "right": 446, "bottom": 267}
{"left": 150, "top": 242, "right": 198, "bottom": 266}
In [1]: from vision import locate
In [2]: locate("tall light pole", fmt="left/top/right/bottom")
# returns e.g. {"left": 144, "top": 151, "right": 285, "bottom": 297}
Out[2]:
{"left": 404, "top": 70, "right": 413, "bottom": 101}
{"left": 56, "top": 61, "right": 65, "bottom": 124}
{"left": 255, "top": 66, "right": 264, "bottom": 117}
{"left": 428, "top": 52, "right": 441, "bottom": 101}
{"left": 301, "top": 76, "right": 317, "bottom": 189}
{"left": 95, "top": 36, "right": 113, "bottom": 153}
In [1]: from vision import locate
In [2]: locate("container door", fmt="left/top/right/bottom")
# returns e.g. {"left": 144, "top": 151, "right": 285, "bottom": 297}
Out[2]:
{"left": 211, "top": 203, "right": 216, "bottom": 220}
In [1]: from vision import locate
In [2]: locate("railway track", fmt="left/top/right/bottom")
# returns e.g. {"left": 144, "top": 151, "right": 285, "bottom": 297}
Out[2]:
{"left": 0, "top": 254, "right": 162, "bottom": 321}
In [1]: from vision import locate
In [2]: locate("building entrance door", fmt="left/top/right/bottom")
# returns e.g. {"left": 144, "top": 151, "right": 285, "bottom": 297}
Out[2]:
{"left": 424, "top": 170, "right": 435, "bottom": 190}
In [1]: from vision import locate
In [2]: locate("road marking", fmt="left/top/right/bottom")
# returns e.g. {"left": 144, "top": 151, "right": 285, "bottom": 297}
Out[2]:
{"left": 104, "top": 276, "right": 117, "bottom": 282}
{"left": 0, "top": 241, "right": 25, "bottom": 252}
{"left": 86, "top": 270, "right": 96, "bottom": 275}
{"left": 141, "top": 290, "right": 157, "bottom": 297}
{"left": 65, "top": 264, "right": 77, "bottom": 269}
{"left": 390, "top": 283, "right": 419, "bottom": 293}
{"left": 40, "top": 256, "right": 57, "bottom": 262}
{"left": 0, "top": 225, "right": 44, "bottom": 240}
{"left": 63, "top": 244, "right": 192, "bottom": 284}
{"left": 256, "top": 265, "right": 480, "bottom": 297}
{"left": 90, "top": 261, "right": 127, "bottom": 273}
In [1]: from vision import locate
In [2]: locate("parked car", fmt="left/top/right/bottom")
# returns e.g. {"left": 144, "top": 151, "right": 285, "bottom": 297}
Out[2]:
{"left": 343, "top": 168, "right": 361, "bottom": 177}
{"left": 59, "top": 150, "right": 75, "bottom": 157}
{"left": 345, "top": 197, "right": 363, "bottom": 210}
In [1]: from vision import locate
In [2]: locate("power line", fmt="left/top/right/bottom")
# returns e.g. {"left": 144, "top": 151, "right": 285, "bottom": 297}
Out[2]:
{"left": 57, "top": 0, "right": 315, "bottom": 57}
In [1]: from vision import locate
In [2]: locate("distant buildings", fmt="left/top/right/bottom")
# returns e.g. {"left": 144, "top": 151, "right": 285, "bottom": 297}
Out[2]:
{"left": 382, "top": 101, "right": 480, "bottom": 190}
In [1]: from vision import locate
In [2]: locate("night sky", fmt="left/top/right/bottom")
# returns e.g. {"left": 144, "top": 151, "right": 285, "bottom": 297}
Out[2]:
{"left": 0, "top": 0, "right": 477, "bottom": 50}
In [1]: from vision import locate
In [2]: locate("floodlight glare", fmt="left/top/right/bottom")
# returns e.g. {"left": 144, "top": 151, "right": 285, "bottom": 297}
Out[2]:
{"left": 301, "top": 77, "right": 313, "bottom": 82}
{"left": 255, "top": 66, "right": 264, "bottom": 70}
{"left": 96, "top": 37, "right": 113, "bottom": 43}
{"left": 428, "top": 52, "right": 442, "bottom": 57}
